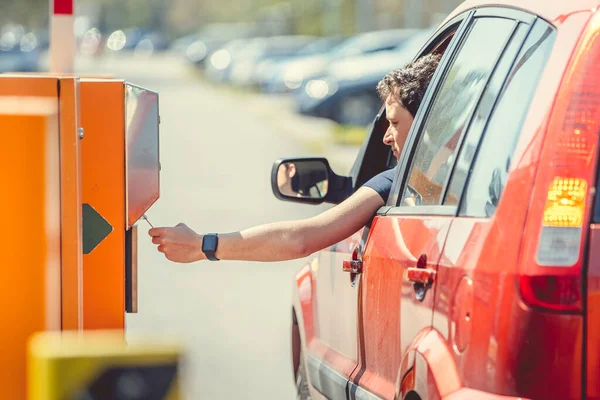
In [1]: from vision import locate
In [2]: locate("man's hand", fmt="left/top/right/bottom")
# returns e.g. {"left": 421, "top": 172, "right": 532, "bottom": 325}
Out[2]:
{"left": 148, "top": 223, "right": 205, "bottom": 263}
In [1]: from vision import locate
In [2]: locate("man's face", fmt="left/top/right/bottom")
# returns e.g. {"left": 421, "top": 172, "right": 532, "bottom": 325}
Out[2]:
{"left": 383, "top": 94, "right": 414, "bottom": 160}
{"left": 277, "top": 163, "right": 297, "bottom": 196}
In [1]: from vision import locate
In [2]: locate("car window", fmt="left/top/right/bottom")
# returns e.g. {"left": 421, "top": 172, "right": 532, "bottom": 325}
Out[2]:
{"left": 399, "top": 17, "right": 516, "bottom": 207}
{"left": 455, "top": 20, "right": 556, "bottom": 217}
{"left": 443, "top": 22, "right": 530, "bottom": 206}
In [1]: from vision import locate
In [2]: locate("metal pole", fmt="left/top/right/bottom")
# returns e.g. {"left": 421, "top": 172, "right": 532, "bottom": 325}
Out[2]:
{"left": 50, "top": 0, "right": 75, "bottom": 73}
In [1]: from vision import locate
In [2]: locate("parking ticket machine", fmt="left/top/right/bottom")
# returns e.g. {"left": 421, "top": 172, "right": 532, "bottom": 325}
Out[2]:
{"left": 0, "top": 75, "right": 161, "bottom": 398}
{"left": 80, "top": 78, "right": 160, "bottom": 330}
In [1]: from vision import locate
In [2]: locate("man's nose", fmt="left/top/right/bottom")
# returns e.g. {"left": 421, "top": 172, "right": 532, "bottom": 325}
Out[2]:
{"left": 383, "top": 130, "right": 393, "bottom": 145}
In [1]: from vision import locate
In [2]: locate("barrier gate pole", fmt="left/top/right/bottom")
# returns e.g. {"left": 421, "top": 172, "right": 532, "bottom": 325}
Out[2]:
{"left": 50, "top": 0, "right": 75, "bottom": 73}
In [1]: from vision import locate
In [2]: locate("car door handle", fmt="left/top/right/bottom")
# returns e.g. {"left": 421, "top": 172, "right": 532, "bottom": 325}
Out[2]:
{"left": 407, "top": 267, "right": 436, "bottom": 285}
{"left": 343, "top": 260, "right": 363, "bottom": 274}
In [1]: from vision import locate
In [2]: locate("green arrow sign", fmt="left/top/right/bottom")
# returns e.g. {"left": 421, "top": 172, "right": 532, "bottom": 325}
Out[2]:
{"left": 82, "top": 203, "right": 113, "bottom": 254}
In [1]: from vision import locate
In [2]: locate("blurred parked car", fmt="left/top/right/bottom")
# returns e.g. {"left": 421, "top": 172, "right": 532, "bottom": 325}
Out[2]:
{"left": 185, "top": 37, "right": 235, "bottom": 68}
{"left": 121, "top": 27, "right": 145, "bottom": 51}
{"left": 103, "top": 27, "right": 170, "bottom": 56}
{"left": 139, "top": 32, "right": 170, "bottom": 52}
{"left": 228, "top": 35, "right": 317, "bottom": 87}
{"left": 33, "top": 29, "right": 49, "bottom": 50}
{"left": 204, "top": 38, "right": 256, "bottom": 83}
{"left": 264, "top": 29, "right": 418, "bottom": 94}
{"left": 170, "top": 32, "right": 203, "bottom": 54}
{"left": 294, "top": 28, "right": 434, "bottom": 126}
{"left": 255, "top": 35, "right": 346, "bottom": 91}
{"left": 0, "top": 48, "right": 40, "bottom": 73}
{"left": 0, "top": 26, "right": 41, "bottom": 72}
{"left": 174, "top": 22, "right": 261, "bottom": 67}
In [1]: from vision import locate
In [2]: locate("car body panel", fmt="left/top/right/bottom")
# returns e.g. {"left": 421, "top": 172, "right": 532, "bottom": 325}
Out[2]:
{"left": 350, "top": 215, "right": 453, "bottom": 399}
{"left": 586, "top": 226, "right": 600, "bottom": 399}
{"left": 294, "top": 230, "right": 363, "bottom": 399}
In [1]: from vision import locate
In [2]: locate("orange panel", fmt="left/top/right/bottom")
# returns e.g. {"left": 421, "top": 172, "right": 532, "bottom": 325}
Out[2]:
{"left": 80, "top": 80, "right": 126, "bottom": 330}
{"left": 3, "top": 72, "right": 114, "bottom": 79}
{"left": 58, "top": 78, "right": 83, "bottom": 331}
{"left": 0, "top": 75, "right": 57, "bottom": 97}
{"left": 0, "top": 98, "right": 62, "bottom": 400}
{"left": 0, "top": 76, "right": 84, "bottom": 331}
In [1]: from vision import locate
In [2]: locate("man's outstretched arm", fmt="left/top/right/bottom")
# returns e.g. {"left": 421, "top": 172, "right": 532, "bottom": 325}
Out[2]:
{"left": 148, "top": 186, "right": 385, "bottom": 263}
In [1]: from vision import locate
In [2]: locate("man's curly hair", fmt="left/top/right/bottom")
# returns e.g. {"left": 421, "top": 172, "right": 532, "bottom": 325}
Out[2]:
{"left": 376, "top": 53, "right": 441, "bottom": 118}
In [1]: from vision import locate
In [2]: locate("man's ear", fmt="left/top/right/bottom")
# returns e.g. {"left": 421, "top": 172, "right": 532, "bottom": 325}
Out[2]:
{"left": 288, "top": 163, "right": 296, "bottom": 178}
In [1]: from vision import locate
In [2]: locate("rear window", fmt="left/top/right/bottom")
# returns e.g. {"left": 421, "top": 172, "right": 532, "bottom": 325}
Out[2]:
{"left": 457, "top": 19, "right": 556, "bottom": 217}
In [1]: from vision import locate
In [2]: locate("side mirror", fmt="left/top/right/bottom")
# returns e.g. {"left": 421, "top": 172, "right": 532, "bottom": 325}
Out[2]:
{"left": 271, "top": 157, "right": 352, "bottom": 205}
{"left": 485, "top": 167, "right": 505, "bottom": 216}
{"left": 405, "top": 184, "right": 423, "bottom": 206}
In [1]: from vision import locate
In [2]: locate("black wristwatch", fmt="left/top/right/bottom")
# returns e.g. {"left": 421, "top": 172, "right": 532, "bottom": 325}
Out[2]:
{"left": 202, "top": 233, "right": 219, "bottom": 261}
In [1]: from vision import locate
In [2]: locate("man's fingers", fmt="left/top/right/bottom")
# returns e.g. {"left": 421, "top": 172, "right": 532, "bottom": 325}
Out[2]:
{"left": 159, "top": 243, "right": 172, "bottom": 252}
{"left": 149, "top": 227, "right": 166, "bottom": 237}
{"left": 152, "top": 237, "right": 165, "bottom": 245}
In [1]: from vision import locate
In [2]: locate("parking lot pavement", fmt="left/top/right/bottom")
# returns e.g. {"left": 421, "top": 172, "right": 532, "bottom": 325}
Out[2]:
{"left": 71, "top": 51, "right": 360, "bottom": 399}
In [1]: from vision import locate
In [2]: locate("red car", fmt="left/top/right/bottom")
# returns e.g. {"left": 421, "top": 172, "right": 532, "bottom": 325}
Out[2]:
{"left": 271, "top": 0, "right": 600, "bottom": 399}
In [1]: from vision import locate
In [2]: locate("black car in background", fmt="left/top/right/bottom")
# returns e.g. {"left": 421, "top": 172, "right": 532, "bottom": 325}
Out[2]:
{"left": 293, "top": 28, "right": 435, "bottom": 126}
{"left": 263, "top": 28, "right": 418, "bottom": 94}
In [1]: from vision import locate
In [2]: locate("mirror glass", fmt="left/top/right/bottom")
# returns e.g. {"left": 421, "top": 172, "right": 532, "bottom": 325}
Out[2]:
{"left": 403, "top": 184, "right": 422, "bottom": 206}
{"left": 276, "top": 160, "right": 329, "bottom": 199}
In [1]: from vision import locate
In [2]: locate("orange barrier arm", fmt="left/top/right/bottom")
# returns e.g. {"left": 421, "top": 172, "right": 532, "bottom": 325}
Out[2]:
{"left": 0, "top": 75, "right": 83, "bottom": 331}
{"left": 0, "top": 97, "right": 62, "bottom": 399}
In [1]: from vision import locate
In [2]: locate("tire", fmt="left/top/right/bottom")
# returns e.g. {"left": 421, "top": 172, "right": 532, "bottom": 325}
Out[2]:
{"left": 404, "top": 391, "right": 422, "bottom": 400}
{"left": 296, "top": 348, "right": 311, "bottom": 400}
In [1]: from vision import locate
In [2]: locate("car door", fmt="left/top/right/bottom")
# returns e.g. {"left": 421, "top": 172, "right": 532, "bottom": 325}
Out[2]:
{"left": 349, "top": 11, "right": 525, "bottom": 400}
{"left": 305, "top": 107, "right": 396, "bottom": 399}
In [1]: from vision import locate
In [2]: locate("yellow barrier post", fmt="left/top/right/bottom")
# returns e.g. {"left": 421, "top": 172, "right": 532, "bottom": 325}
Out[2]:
{"left": 28, "top": 330, "right": 182, "bottom": 400}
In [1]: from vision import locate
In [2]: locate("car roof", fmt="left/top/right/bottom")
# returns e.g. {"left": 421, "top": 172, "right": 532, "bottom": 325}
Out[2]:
{"left": 445, "top": 0, "right": 599, "bottom": 25}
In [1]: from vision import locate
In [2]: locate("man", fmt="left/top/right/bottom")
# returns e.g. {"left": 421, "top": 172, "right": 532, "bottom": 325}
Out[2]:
{"left": 149, "top": 54, "right": 441, "bottom": 263}
{"left": 276, "top": 162, "right": 300, "bottom": 197}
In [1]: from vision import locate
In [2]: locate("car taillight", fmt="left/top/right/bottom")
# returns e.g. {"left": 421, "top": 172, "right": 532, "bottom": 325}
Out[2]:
{"left": 519, "top": 14, "right": 600, "bottom": 312}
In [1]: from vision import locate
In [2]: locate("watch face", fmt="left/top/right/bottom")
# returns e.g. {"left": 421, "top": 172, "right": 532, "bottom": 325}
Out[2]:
{"left": 203, "top": 235, "right": 218, "bottom": 251}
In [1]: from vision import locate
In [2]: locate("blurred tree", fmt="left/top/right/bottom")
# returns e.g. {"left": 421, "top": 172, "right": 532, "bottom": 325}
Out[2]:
{"left": 0, "top": 0, "right": 464, "bottom": 41}
{"left": 0, "top": 0, "right": 48, "bottom": 28}
{"left": 167, "top": 0, "right": 207, "bottom": 34}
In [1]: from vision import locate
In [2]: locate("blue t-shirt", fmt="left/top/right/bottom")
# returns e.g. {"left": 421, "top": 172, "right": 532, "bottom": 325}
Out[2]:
{"left": 363, "top": 168, "right": 417, "bottom": 205}
{"left": 363, "top": 168, "right": 395, "bottom": 202}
